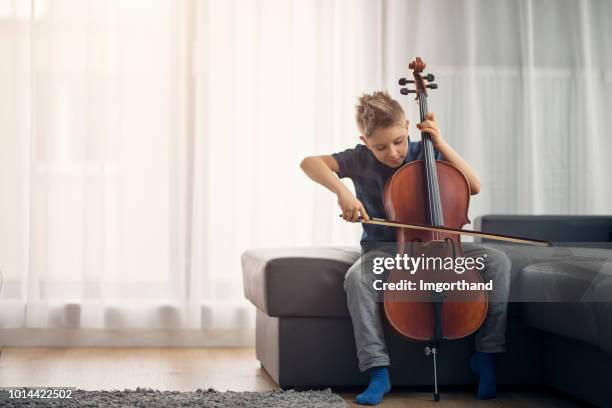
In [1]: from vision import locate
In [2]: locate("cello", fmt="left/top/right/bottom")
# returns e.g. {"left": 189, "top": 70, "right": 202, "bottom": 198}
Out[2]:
{"left": 377, "top": 58, "right": 546, "bottom": 401}
{"left": 384, "top": 56, "right": 484, "bottom": 401}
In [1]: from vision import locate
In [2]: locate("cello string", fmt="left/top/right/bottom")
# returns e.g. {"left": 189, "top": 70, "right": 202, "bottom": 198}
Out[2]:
{"left": 420, "top": 94, "right": 435, "bottom": 239}
{"left": 423, "top": 95, "right": 438, "bottom": 241}
{"left": 418, "top": 95, "right": 430, "bottom": 234}
{"left": 423, "top": 94, "right": 442, "bottom": 241}
{"left": 424, "top": 95, "right": 443, "bottom": 238}
{"left": 419, "top": 93, "right": 438, "bottom": 241}
{"left": 425, "top": 96, "right": 442, "bottom": 234}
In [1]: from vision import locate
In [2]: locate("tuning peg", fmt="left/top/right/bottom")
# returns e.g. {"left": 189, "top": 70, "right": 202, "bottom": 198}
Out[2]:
{"left": 424, "top": 74, "right": 435, "bottom": 81}
{"left": 400, "top": 88, "right": 416, "bottom": 95}
{"left": 398, "top": 78, "right": 415, "bottom": 86}
{"left": 426, "top": 84, "right": 438, "bottom": 89}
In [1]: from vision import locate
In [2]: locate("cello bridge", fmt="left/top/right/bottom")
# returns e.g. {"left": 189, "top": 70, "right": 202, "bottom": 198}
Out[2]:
{"left": 424, "top": 240, "right": 447, "bottom": 249}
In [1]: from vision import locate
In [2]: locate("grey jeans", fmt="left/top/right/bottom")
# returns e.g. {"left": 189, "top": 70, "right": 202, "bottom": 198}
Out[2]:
{"left": 343, "top": 243, "right": 511, "bottom": 372}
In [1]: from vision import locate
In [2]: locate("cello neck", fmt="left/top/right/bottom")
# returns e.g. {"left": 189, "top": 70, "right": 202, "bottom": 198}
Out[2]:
{"left": 417, "top": 93, "right": 444, "bottom": 227}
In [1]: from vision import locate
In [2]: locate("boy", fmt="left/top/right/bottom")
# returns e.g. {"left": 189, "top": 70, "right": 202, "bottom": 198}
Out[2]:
{"left": 300, "top": 91, "right": 511, "bottom": 405}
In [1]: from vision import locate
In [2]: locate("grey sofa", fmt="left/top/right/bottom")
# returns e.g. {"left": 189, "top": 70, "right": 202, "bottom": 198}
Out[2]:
{"left": 242, "top": 215, "right": 612, "bottom": 406}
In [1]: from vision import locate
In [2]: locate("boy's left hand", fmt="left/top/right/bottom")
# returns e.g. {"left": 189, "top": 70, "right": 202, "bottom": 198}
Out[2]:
{"left": 416, "top": 112, "right": 443, "bottom": 147}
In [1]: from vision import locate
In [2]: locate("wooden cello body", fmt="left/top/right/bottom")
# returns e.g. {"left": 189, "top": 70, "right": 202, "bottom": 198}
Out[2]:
{"left": 383, "top": 158, "right": 488, "bottom": 341}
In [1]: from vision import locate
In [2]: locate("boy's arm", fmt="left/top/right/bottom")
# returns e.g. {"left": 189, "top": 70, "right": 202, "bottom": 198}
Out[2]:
{"left": 434, "top": 141, "right": 482, "bottom": 195}
{"left": 300, "top": 155, "right": 370, "bottom": 222}
{"left": 417, "top": 113, "right": 482, "bottom": 195}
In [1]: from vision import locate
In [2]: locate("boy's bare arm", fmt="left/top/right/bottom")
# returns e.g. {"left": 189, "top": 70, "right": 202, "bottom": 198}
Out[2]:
{"left": 300, "top": 155, "right": 369, "bottom": 221}
{"left": 299, "top": 155, "right": 342, "bottom": 193}
{"left": 433, "top": 141, "right": 482, "bottom": 195}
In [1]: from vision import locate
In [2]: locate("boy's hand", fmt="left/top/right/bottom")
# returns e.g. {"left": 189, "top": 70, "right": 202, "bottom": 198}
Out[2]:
{"left": 337, "top": 190, "right": 369, "bottom": 222}
{"left": 416, "top": 112, "right": 443, "bottom": 147}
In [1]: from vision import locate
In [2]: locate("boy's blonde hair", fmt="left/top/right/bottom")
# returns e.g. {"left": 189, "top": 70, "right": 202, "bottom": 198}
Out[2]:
{"left": 356, "top": 91, "right": 405, "bottom": 137}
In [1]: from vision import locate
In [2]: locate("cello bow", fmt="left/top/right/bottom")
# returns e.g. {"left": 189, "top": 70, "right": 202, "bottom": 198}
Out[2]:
{"left": 338, "top": 215, "right": 551, "bottom": 247}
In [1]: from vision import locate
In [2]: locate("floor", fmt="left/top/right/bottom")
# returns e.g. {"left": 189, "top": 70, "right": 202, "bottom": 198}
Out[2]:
{"left": 0, "top": 348, "right": 587, "bottom": 407}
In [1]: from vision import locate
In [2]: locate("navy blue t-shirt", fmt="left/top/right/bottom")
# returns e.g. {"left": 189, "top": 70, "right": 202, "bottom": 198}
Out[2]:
{"left": 332, "top": 139, "right": 443, "bottom": 250}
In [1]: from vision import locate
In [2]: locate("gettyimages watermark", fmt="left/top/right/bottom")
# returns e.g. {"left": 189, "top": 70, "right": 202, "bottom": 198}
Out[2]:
{"left": 361, "top": 241, "right": 612, "bottom": 303}
{"left": 371, "top": 252, "right": 487, "bottom": 274}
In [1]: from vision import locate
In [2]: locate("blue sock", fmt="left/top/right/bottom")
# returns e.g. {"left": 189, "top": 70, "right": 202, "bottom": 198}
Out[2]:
{"left": 355, "top": 366, "right": 391, "bottom": 405}
{"left": 470, "top": 352, "right": 497, "bottom": 399}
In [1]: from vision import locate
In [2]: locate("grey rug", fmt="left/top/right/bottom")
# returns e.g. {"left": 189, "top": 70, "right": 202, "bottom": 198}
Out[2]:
{"left": 0, "top": 387, "right": 346, "bottom": 407}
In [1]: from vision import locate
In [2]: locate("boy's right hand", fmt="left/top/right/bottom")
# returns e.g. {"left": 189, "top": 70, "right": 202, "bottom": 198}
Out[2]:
{"left": 337, "top": 190, "right": 370, "bottom": 222}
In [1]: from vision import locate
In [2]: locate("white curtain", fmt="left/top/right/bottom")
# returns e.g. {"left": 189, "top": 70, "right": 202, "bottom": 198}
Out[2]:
{"left": 0, "top": 0, "right": 610, "bottom": 345}
{"left": 378, "top": 0, "right": 612, "bottom": 216}
{"left": 0, "top": 0, "right": 211, "bottom": 335}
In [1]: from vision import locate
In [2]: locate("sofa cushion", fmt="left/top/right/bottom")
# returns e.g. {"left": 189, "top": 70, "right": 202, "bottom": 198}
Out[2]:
{"left": 484, "top": 243, "right": 612, "bottom": 298}
{"left": 518, "top": 260, "right": 612, "bottom": 353}
{"left": 241, "top": 247, "right": 361, "bottom": 318}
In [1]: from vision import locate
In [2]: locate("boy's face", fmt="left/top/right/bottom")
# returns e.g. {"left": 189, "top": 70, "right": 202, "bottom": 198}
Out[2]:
{"left": 360, "top": 120, "right": 409, "bottom": 168}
